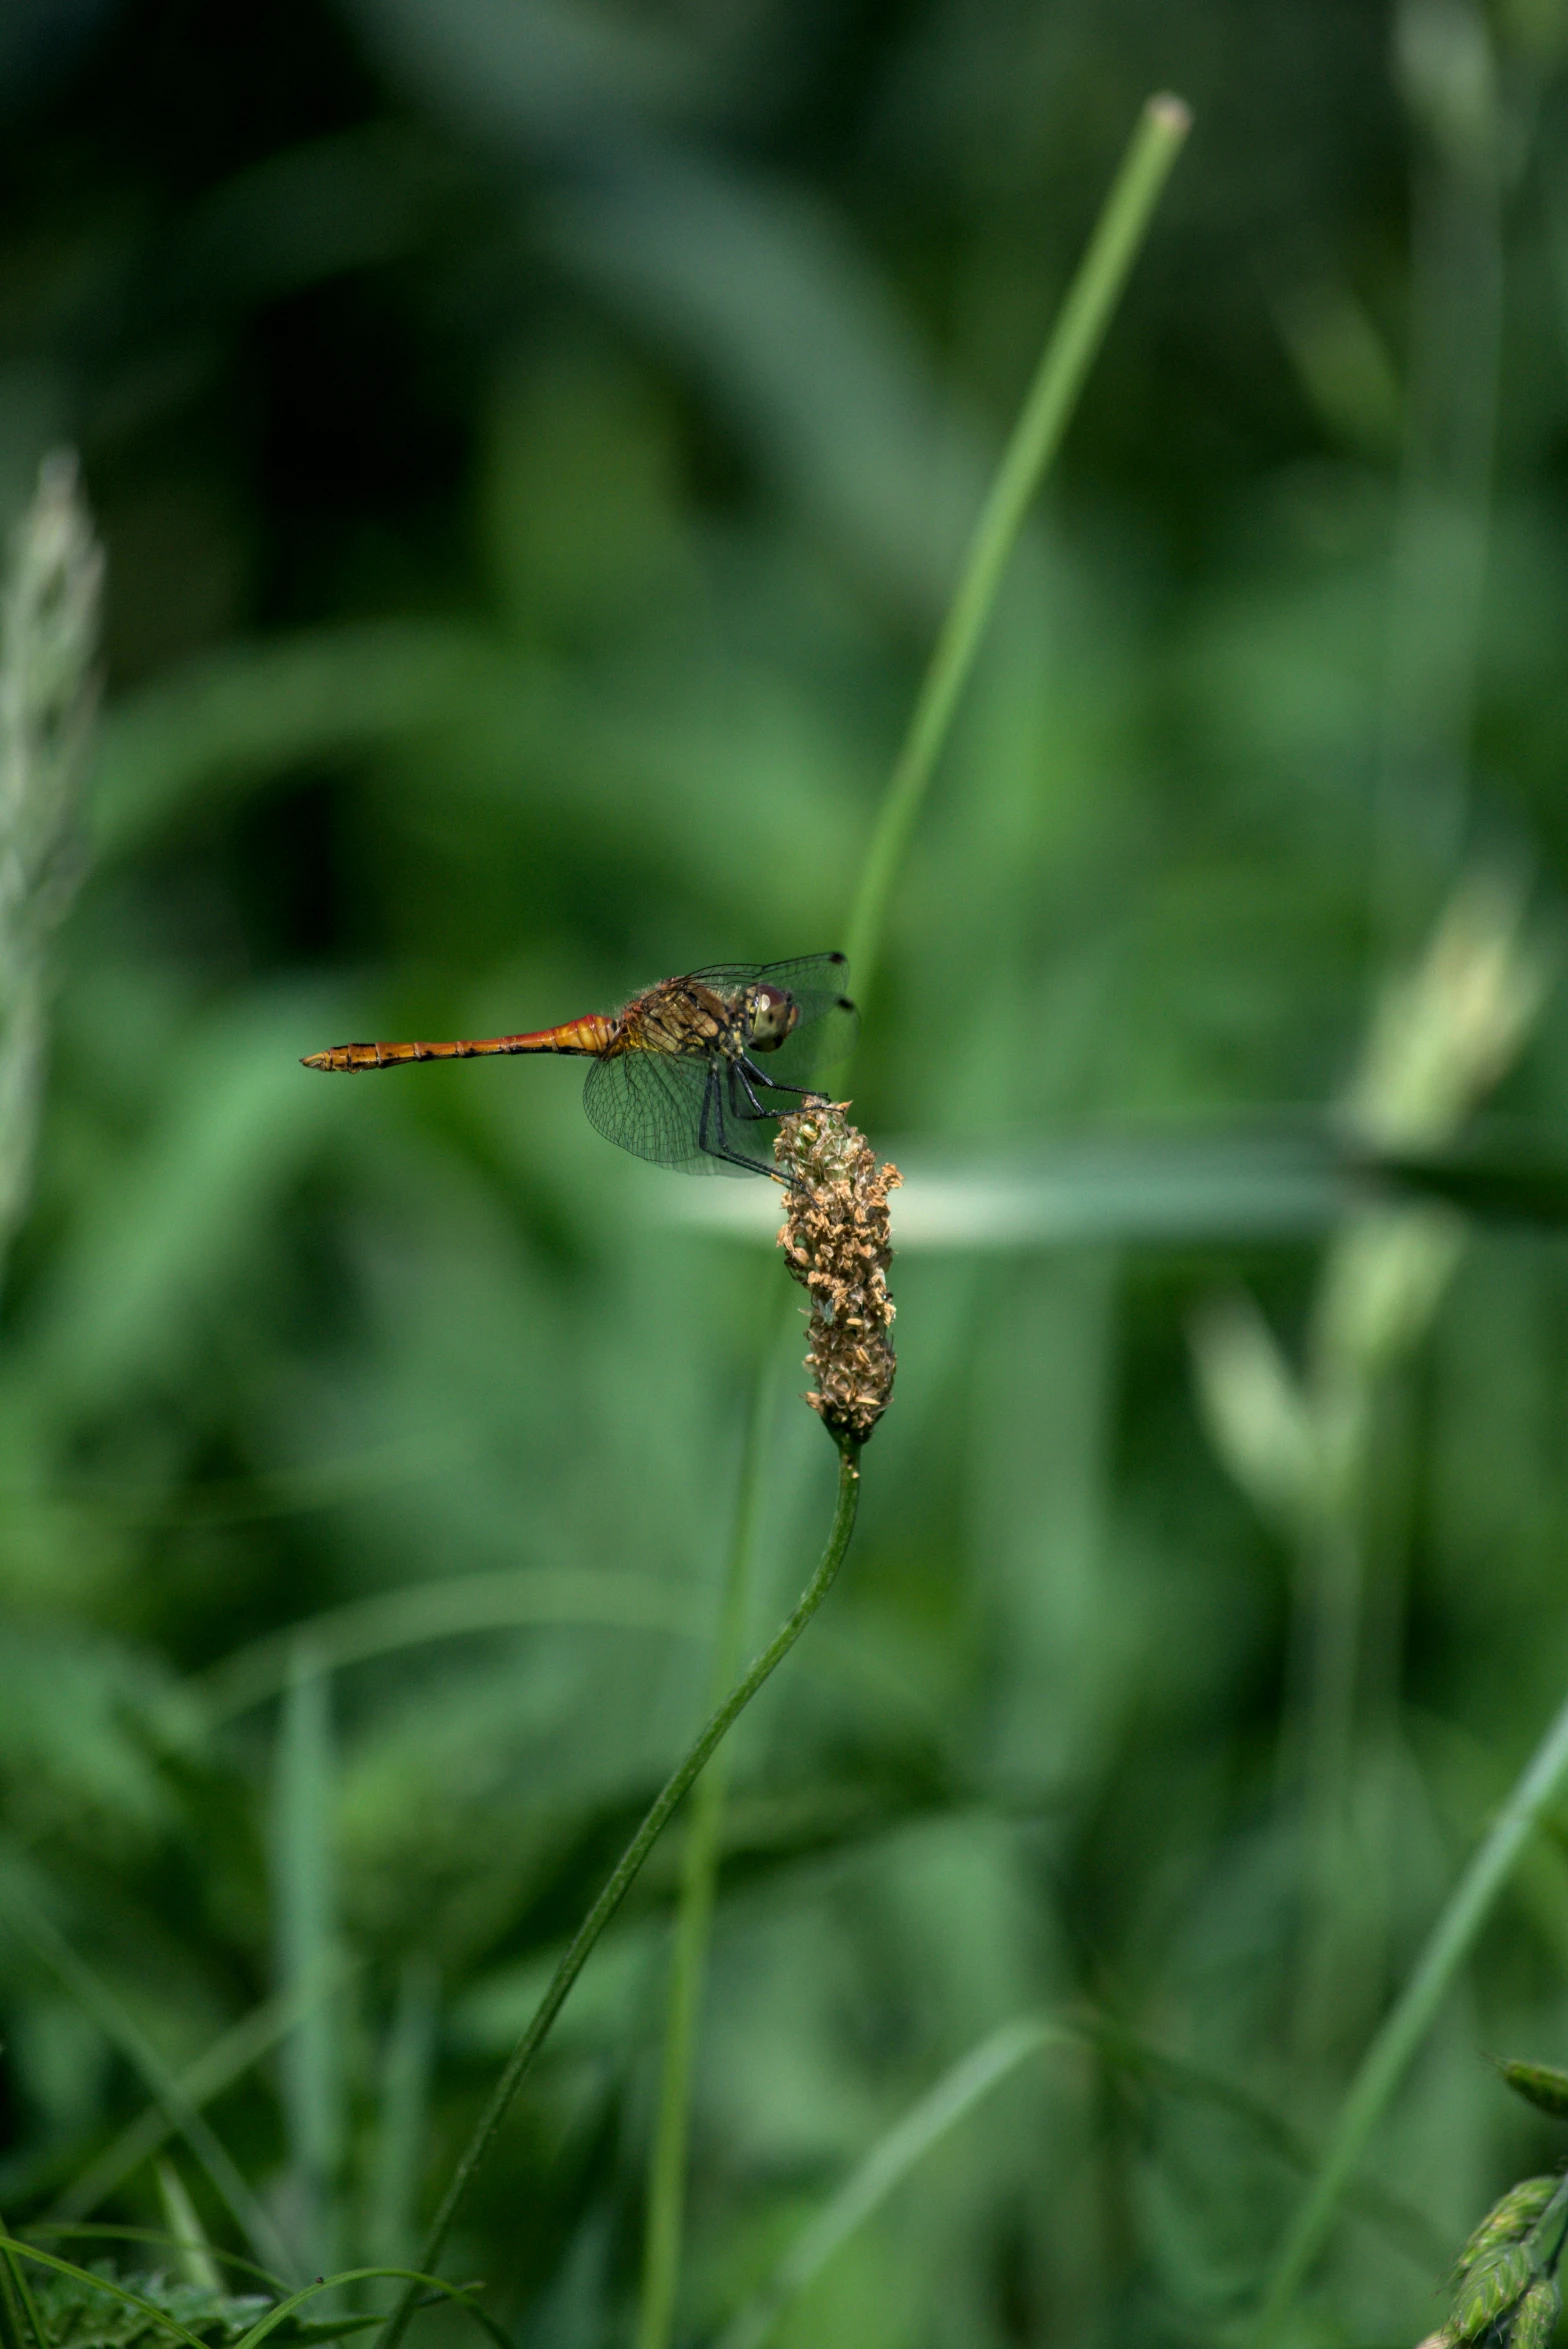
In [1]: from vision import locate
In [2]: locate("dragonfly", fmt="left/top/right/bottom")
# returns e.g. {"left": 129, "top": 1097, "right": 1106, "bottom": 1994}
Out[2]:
{"left": 302, "top": 954, "right": 858, "bottom": 1179}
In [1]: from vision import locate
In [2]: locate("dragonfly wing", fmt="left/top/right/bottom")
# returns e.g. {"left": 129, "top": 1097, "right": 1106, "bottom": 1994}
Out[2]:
{"left": 583, "top": 1048, "right": 757, "bottom": 1177}
{"left": 682, "top": 956, "right": 857, "bottom": 1089}
{"left": 681, "top": 954, "right": 848, "bottom": 998}
{"left": 758, "top": 957, "right": 858, "bottom": 1089}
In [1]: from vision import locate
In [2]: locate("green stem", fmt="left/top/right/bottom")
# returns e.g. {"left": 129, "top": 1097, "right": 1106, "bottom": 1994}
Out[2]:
{"left": 0, "top": 2215, "right": 43, "bottom": 2349}
{"left": 717, "top": 2016, "right": 1063, "bottom": 2349}
{"left": 376, "top": 1435, "right": 864, "bottom": 2349}
{"left": 636, "top": 1333, "right": 780, "bottom": 2349}
{"left": 0, "top": 1876, "right": 296, "bottom": 2278}
{"left": 1288, "top": 1502, "right": 1368, "bottom": 2060}
{"left": 1250, "top": 1677, "right": 1568, "bottom": 2347}
{"left": 841, "top": 91, "right": 1190, "bottom": 1008}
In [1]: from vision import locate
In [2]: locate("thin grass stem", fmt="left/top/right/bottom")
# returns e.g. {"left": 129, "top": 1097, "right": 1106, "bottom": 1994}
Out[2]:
{"left": 629, "top": 114, "right": 1188, "bottom": 2315}
{"left": 717, "top": 2015, "right": 1064, "bottom": 2349}
{"left": 1250, "top": 1676, "right": 1568, "bottom": 2346}
{"left": 272, "top": 1643, "right": 342, "bottom": 2282}
{"left": 635, "top": 1319, "right": 782, "bottom": 2349}
{"left": 154, "top": 2160, "right": 222, "bottom": 2295}
{"left": 621, "top": 109, "right": 1191, "bottom": 2332}
{"left": 24, "top": 2226, "right": 287, "bottom": 2292}
{"left": 375, "top": 1435, "right": 864, "bottom": 2349}
{"left": 194, "top": 1570, "right": 705, "bottom": 1728}
{"left": 0, "top": 1875, "right": 296, "bottom": 2277}
{"left": 52, "top": 1953, "right": 356, "bottom": 2223}
{"left": 368, "top": 1958, "right": 441, "bottom": 2282}
{"left": 0, "top": 2239, "right": 221, "bottom": 2349}
{"left": 841, "top": 91, "right": 1190, "bottom": 1008}
{"left": 0, "top": 2217, "right": 44, "bottom": 2349}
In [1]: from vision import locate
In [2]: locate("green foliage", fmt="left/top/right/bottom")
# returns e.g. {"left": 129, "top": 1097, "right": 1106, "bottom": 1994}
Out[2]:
{"left": 19, "top": 2263, "right": 371, "bottom": 2349}
{"left": 1497, "top": 2062, "right": 1568, "bottom": 2120}
{"left": 9, "top": 4, "right": 1568, "bottom": 2349}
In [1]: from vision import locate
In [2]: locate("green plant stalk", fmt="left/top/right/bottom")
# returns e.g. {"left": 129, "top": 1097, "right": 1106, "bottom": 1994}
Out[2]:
{"left": 1250, "top": 1675, "right": 1568, "bottom": 2347}
{"left": 637, "top": 116, "right": 1187, "bottom": 2300}
{"left": 368, "top": 1957, "right": 440, "bottom": 2277}
{"left": 633, "top": 96, "right": 1186, "bottom": 2337}
{"left": 618, "top": 116, "right": 1195, "bottom": 2337}
{"left": 375, "top": 1435, "right": 864, "bottom": 2349}
{"left": 26, "top": 2225, "right": 285, "bottom": 2292}
{"left": 0, "top": 1874, "right": 295, "bottom": 2276}
{"left": 0, "top": 2213, "right": 44, "bottom": 2349}
{"left": 273, "top": 1643, "right": 342, "bottom": 2283}
{"left": 54, "top": 1950, "right": 356, "bottom": 2223}
{"left": 1288, "top": 1496, "right": 1370, "bottom": 2059}
{"left": 155, "top": 2159, "right": 222, "bottom": 2294}
{"left": 841, "top": 90, "right": 1190, "bottom": 1006}
{"left": 636, "top": 1333, "right": 780, "bottom": 2349}
{"left": 1374, "top": 54, "right": 1503, "bottom": 950}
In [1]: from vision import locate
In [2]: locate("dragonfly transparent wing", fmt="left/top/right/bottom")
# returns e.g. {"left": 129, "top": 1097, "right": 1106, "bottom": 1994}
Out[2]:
{"left": 583, "top": 1048, "right": 764, "bottom": 1177}
{"left": 683, "top": 954, "right": 858, "bottom": 1089}
{"left": 754, "top": 955, "right": 858, "bottom": 1089}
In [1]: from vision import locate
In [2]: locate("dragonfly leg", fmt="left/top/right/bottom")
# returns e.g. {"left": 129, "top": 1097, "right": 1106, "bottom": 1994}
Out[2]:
{"left": 701, "top": 1062, "right": 788, "bottom": 1181}
{"left": 735, "top": 1058, "right": 828, "bottom": 1110}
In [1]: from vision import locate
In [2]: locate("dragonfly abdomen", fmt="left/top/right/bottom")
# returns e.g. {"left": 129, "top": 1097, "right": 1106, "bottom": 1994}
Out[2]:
{"left": 302, "top": 1015, "right": 616, "bottom": 1072}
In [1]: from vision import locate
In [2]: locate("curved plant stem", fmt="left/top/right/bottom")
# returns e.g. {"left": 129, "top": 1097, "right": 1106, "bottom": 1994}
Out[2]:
{"left": 375, "top": 1435, "right": 864, "bottom": 2349}
{"left": 842, "top": 90, "right": 1190, "bottom": 1008}
{"left": 636, "top": 1320, "right": 782, "bottom": 2349}
{"left": 1250, "top": 1678, "right": 1568, "bottom": 2347}
{"left": 622, "top": 113, "right": 1196, "bottom": 2330}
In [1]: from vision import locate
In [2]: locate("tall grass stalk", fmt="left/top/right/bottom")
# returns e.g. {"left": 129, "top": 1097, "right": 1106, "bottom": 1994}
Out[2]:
{"left": 0, "top": 453, "right": 100, "bottom": 1283}
{"left": 1377, "top": 0, "right": 1504, "bottom": 944}
{"left": 841, "top": 90, "right": 1190, "bottom": 1007}
{"left": 273, "top": 1643, "right": 343, "bottom": 2282}
{"left": 633, "top": 92, "right": 1192, "bottom": 2349}
{"left": 1193, "top": 880, "right": 1545, "bottom": 2064}
{"left": 367, "top": 1959, "right": 440, "bottom": 2283}
{"left": 1249, "top": 1673, "right": 1568, "bottom": 2347}
{"left": 374, "top": 1434, "right": 864, "bottom": 2349}
{"left": 1278, "top": 0, "right": 1509, "bottom": 2067}
{"left": 635, "top": 1331, "right": 780, "bottom": 2349}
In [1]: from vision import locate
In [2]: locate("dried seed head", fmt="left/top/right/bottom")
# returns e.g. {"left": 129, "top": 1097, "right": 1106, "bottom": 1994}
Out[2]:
{"left": 774, "top": 1100, "right": 900, "bottom": 1443}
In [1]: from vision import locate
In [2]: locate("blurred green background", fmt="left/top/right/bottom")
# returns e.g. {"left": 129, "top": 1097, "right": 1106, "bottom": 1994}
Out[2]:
{"left": 7, "top": 2, "right": 1568, "bottom": 2344}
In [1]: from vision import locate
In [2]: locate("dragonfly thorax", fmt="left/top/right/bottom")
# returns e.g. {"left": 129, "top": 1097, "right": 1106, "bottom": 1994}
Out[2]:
{"left": 743, "top": 983, "right": 800, "bottom": 1053}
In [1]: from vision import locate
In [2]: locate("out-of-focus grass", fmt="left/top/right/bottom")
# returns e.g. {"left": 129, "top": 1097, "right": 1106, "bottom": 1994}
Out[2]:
{"left": 3, "top": 4, "right": 1568, "bottom": 2347}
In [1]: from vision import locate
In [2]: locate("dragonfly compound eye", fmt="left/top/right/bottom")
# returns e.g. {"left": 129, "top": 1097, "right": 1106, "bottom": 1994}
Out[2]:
{"left": 748, "top": 985, "right": 799, "bottom": 1051}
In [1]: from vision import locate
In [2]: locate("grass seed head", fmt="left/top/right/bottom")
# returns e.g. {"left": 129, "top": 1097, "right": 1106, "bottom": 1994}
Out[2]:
{"left": 774, "top": 1100, "right": 900, "bottom": 1442}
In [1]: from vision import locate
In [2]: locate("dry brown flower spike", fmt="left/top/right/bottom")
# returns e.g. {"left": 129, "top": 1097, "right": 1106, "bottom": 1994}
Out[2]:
{"left": 774, "top": 1100, "right": 900, "bottom": 1442}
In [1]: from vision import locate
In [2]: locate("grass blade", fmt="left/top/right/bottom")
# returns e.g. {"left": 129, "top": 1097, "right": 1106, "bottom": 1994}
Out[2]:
{"left": 374, "top": 1436, "right": 864, "bottom": 2349}
{"left": 273, "top": 1643, "right": 343, "bottom": 2282}
{"left": 367, "top": 1959, "right": 440, "bottom": 2278}
{"left": 0, "top": 1870, "right": 295, "bottom": 2276}
{"left": 195, "top": 1570, "right": 706, "bottom": 1728}
{"left": 716, "top": 2015, "right": 1064, "bottom": 2349}
{"left": 636, "top": 1312, "right": 782, "bottom": 2349}
{"left": 154, "top": 2159, "right": 222, "bottom": 2294}
{"left": 842, "top": 92, "right": 1191, "bottom": 1006}
{"left": 53, "top": 1956, "right": 355, "bottom": 2222}
{"left": 1249, "top": 1679, "right": 1568, "bottom": 2344}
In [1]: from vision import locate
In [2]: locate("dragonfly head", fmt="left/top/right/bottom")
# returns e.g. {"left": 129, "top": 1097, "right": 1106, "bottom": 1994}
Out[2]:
{"left": 746, "top": 983, "right": 799, "bottom": 1052}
